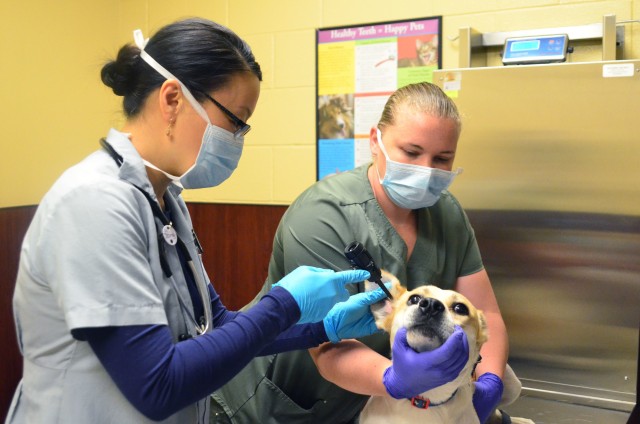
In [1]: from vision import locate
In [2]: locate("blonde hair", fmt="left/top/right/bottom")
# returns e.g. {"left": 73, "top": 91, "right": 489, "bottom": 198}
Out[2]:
{"left": 378, "top": 82, "right": 461, "bottom": 131}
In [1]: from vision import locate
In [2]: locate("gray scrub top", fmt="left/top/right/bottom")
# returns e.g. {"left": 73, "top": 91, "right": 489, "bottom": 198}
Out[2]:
{"left": 213, "top": 164, "right": 483, "bottom": 423}
{"left": 7, "top": 129, "right": 211, "bottom": 423}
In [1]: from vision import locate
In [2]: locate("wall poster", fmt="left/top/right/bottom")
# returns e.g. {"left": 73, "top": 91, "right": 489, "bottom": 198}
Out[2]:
{"left": 316, "top": 16, "right": 442, "bottom": 180}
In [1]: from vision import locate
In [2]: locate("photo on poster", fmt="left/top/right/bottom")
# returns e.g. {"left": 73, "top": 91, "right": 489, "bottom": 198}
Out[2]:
{"left": 397, "top": 34, "right": 439, "bottom": 68}
{"left": 318, "top": 94, "right": 354, "bottom": 140}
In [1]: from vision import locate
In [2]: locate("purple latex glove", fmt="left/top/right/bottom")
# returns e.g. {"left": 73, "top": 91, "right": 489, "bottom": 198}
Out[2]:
{"left": 473, "top": 372, "right": 504, "bottom": 423}
{"left": 383, "top": 326, "right": 469, "bottom": 399}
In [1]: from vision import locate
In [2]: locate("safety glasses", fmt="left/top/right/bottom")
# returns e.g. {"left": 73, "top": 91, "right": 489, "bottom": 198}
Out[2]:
{"left": 200, "top": 92, "right": 251, "bottom": 138}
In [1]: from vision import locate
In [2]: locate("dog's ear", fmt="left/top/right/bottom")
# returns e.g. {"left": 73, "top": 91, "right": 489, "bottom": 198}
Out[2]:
{"left": 475, "top": 309, "right": 489, "bottom": 347}
{"left": 374, "top": 280, "right": 406, "bottom": 332}
{"left": 364, "top": 278, "right": 390, "bottom": 328}
{"left": 366, "top": 271, "right": 406, "bottom": 332}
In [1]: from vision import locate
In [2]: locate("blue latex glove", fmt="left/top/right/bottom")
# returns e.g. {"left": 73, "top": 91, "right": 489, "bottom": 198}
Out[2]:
{"left": 383, "top": 326, "right": 469, "bottom": 399}
{"left": 323, "top": 284, "right": 391, "bottom": 342}
{"left": 273, "top": 266, "right": 370, "bottom": 324}
{"left": 473, "top": 372, "right": 504, "bottom": 423}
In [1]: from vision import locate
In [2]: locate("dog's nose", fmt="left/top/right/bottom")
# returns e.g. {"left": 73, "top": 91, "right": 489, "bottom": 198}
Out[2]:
{"left": 419, "top": 298, "right": 444, "bottom": 318}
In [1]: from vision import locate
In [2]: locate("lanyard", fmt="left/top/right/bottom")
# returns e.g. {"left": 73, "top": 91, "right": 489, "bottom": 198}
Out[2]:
{"left": 99, "top": 138, "right": 211, "bottom": 337}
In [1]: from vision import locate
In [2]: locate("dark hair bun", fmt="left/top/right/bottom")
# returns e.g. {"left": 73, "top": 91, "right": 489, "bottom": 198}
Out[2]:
{"left": 101, "top": 44, "right": 140, "bottom": 96}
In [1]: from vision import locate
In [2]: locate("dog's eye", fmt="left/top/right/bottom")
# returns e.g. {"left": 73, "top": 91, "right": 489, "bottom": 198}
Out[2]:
{"left": 407, "top": 295, "right": 422, "bottom": 305}
{"left": 452, "top": 303, "right": 469, "bottom": 316}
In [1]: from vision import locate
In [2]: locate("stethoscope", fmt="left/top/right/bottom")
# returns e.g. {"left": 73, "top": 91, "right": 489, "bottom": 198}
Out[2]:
{"left": 100, "top": 138, "right": 212, "bottom": 339}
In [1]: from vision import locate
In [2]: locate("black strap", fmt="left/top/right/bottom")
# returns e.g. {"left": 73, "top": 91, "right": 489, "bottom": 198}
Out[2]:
{"left": 100, "top": 138, "right": 123, "bottom": 166}
{"left": 100, "top": 138, "right": 194, "bottom": 277}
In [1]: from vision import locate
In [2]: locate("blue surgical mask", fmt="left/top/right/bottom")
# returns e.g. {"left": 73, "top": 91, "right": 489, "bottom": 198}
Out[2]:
{"left": 375, "top": 128, "right": 462, "bottom": 209}
{"left": 134, "top": 29, "right": 243, "bottom": 189}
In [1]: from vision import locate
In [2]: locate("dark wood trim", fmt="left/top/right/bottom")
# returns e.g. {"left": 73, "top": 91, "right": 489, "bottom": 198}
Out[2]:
{"left": 0, "top": 206, "right": 36, "bottom": 422}
{"left": 186, "top": 203, "right": 287, "bottom": 310}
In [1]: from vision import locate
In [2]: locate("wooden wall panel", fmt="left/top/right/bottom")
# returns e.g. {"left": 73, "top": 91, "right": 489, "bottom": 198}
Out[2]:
{"left": 187, "top": 203, "right": 287, "bottom": 311}
{"left": 0, "top": 206, "right": 36, "bottom": 422}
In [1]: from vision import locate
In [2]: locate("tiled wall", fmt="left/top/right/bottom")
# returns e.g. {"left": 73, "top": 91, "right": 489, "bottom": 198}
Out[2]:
{"left": 123, "top": 0, "right": 638, "bottom": 205}
{"left": 3, "top": 1, "right": 638, "bottom": 207}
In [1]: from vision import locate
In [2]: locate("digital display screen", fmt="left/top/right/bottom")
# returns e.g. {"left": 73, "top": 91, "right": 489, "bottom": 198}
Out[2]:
{"left": 503, "top": 35, "right": 568, "bottom": 65}
{"left": 510, "top": 40, "right": 540, "bottom": 52}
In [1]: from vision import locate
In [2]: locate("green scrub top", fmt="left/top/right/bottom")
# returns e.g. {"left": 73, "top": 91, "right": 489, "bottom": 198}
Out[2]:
{"left": 213, "top": 164, "right": 483, "bottom": 423}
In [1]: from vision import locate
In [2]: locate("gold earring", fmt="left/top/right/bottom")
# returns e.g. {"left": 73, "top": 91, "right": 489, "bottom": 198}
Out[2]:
{"left": 166, "top": 117, "right": 175, "bottom": 137}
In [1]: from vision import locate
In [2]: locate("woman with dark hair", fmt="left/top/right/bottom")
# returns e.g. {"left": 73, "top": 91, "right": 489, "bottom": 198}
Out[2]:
{"left": 6, "top": 18, "right": 388, "bottom": 424}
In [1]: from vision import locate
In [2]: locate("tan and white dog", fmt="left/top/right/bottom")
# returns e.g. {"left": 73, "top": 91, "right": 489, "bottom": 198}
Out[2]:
{"left": 359, "top": 273, "right": 487, "bottom": 424}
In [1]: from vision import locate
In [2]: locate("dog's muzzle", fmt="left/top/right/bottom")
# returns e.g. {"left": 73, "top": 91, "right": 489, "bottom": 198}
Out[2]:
{"left": 418, "top": 298, "right": 444, "bottom": 318}
{"left": 406, "top": 297, "right": 454, "bottom": 352}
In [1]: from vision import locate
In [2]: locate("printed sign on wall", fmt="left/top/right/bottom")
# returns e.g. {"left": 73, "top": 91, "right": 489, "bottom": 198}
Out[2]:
{"left": 316, "top": 16, "right": 442, "bottom": 180}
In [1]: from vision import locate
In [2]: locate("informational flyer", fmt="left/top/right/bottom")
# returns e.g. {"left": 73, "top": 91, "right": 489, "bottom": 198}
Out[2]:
{"left": 316, "top": 17, "right": 442, "bottom": 180}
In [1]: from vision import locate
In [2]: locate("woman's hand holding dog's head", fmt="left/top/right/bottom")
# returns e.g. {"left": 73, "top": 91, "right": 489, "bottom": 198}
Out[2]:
{"left": 383, "top": 326, "right": 470, "bottom": 399}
